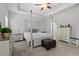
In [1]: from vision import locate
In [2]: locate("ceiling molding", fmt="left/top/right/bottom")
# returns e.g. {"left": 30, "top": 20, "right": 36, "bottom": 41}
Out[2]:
{"left": 17, "top": 9, "right": 47, "bottom": 19}
{"left": 46, "top": 3, "right": 76, "bottom": 16}
{"left": 7, "top": 3, "right": 77, "bottom": 19}
{"left": 8, "top": 9, "right": 29, "bottom": 16}
{"left": 8, "top": 9, "right": 46, "bottom": 20}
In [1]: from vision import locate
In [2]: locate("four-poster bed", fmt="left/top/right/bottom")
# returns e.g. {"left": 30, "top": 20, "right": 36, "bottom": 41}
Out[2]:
{"left": 24, "top": 32, "right": 52, "bottom": 47}
{"left": 24, "top": 10, "right": 53, "bottom": 48}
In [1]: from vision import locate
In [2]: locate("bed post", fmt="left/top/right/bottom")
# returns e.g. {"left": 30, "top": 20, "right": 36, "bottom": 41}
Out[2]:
{"left": 51, "top": 21, "right": 53, "bottom": 40}
{"left": 30, "top": 10, "right": 33, "bottom": 50}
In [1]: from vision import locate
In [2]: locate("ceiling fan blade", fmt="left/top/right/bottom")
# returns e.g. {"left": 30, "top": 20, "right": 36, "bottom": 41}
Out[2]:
{"left": 47, "top": 3, "right": 51, "bottom": 4}
{"left": 35, "top": 4, "right": 41, "bottom": 6}
{"left": 47, "top": 5, "right": 52, "bottom": 9}
{"left": 41, "top": 8, "right": 43, "bottom": 10}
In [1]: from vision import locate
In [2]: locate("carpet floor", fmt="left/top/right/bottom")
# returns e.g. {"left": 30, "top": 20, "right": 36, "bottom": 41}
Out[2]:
{"left": 14, "top": 40, "right": 79, "bottom": 56}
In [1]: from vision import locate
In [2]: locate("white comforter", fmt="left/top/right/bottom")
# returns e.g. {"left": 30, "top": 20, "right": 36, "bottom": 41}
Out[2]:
{"left": 24, "top": 32, "right": 52, "bottom": 45}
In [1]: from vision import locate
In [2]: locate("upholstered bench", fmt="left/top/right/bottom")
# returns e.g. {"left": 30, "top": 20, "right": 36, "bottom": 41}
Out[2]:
{"left": 41, "top": 38, "right": 56, "bottom": 50}
{"left": 70, "top": 37, "right": 79, "bottom": 47}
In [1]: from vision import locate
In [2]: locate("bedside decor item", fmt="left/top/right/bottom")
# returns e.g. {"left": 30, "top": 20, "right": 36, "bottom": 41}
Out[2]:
{"left": 68, "top": 24, "right": 70, "bottom": 27}
{"left": 65, "top": 25, "right": 67, "bottom": 28}
{"left": 60, "top": 24, "right": 64, "bottom": 28}
{"left": 2, "top": 28, "right": 12, "bottom": 40}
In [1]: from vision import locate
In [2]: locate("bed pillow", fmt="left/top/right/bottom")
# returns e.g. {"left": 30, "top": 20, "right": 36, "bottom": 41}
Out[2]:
{"left": 32, "top": 29, "right": 38, "bottom": 33}
{"left": 41, "top": 31, "right": 46, "bottom": 33}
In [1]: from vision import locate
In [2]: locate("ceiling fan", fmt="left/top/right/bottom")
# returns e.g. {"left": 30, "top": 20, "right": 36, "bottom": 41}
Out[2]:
{"left": 35, "top": 3, "right": 52, "bottom": 10}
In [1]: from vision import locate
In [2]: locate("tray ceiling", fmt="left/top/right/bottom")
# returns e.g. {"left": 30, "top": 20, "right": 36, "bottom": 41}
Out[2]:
{"left": 6, "top": 3, "right": 76, "bottom": 18}
{"left": 18, "top": 3, "right": 64, "bottom": 16}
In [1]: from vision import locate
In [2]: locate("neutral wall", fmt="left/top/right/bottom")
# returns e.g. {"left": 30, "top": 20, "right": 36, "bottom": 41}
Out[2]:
{"left": 9, "top": 4, "right": 79, "bottom": 38}
{"left": 9, "top": 12, "right": 26, "bottom": 34}
{"left": 0, "top": 3, "right": 8, "bottom": 27}
{"left": 52, "top": 4, "right": 79, "bottom": 38}
{"left": 9, "top": 12, "right": 46, "bottom": 34}
{"left": 45, "top": 18, "right": 53, "bottom": 33}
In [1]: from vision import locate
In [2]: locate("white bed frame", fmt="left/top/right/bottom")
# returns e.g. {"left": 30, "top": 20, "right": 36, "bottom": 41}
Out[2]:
{"left": 26, "top": 10, "right": 53, "bottom": 48}
{"left": 32, "top": 36, "right": 52, "bottom": 47}
{"left": 24, "top": 32, "right": 52, "bottom": 47}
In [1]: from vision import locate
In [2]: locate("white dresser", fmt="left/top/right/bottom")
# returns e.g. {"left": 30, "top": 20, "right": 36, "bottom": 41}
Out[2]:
{"left": 58, "top": 27, "right": 71, "bottom": 42}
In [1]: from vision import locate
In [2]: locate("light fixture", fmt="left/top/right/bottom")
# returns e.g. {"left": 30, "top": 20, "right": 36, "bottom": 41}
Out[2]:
{"left": 35, "top": 3, "right": 52, "bottom": 10}
{"left": 41, "top": 3, "right": 48, "bottom": 8}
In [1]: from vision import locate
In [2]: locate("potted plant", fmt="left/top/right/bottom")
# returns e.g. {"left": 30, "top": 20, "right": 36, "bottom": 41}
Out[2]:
{"left": 2, "top": 27, "right": 12, "bottom": 40}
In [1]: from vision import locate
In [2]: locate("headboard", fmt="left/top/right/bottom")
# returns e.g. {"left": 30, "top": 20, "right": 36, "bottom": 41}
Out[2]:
{"left": 29, "top": 29, "right": 38, "bottom": 33}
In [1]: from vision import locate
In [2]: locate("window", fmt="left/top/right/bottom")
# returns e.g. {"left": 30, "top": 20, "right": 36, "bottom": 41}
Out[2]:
{"left": 53, "top": 22, "right": 57, "bottom": 39}
{"left": 4, "top": 16, "right": 8, "bottom": 27}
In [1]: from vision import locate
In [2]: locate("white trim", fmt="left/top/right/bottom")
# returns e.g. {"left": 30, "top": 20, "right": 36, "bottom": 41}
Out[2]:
{"left": 4, "top": 16, "right": 9, "bottom": 27}
{"left": 47, "top": 3, "right": 76, "bottom": 16}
